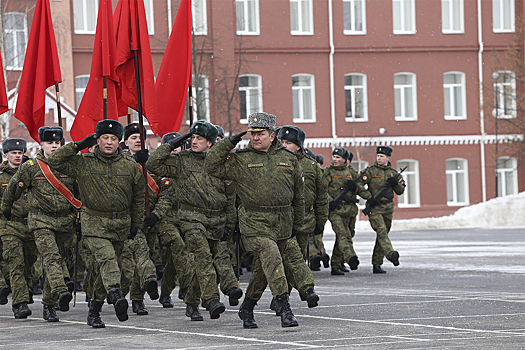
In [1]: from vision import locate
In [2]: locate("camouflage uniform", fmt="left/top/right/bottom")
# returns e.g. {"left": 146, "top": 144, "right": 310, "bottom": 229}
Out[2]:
{"left": 357, "top": 161, "right": 405, "bottom": 266}
{"left": 47, "top": 143, "right": 145, "bottom": 303}
{"left": 1, "top": 150, "right": 76, "bottom": 307}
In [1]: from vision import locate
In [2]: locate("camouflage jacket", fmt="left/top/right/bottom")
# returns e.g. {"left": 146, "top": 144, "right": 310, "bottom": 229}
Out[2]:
{"left": 297, "top": 148, "right": 328, "bottom": 227}
{"left": 0, "top": 160, "right": 27, "bottom": 220}
{"left": 46, "top": 143, "right": 145, "bottom": 228}
{"left": 1, "top": 149, "right": 78, "bottom": 216}
{"left": 204, "top": 138, "right": 305, "bottom": 232}
{"left": 324, "top": 163, "right": 367, "bottom": 217}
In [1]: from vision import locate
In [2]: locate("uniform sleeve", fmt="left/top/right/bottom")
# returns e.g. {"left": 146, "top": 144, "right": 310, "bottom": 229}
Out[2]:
{"left": 146, "top": 144, "right": 182, "bottom": 179}
{"left": 152, "top": 178, "right": 173, "bottom": 220}
{"left": 322, "top": 168, "right": 334, "bottom": 202}
{"left": 224, "top": 181, "right": 237, "bottom": 228}
{"left": 130, "top": 164, "right": 146, "bottom": 228}
{"left": 0, "top": 164, "right": 29, "bottom": 213}
{"left": 292, "top": 159, "right": 305, "bottom": 231}
{"left": 313, "top": 164, "right": 328, "bottom": 226}
{"left": 392, "top": 171, "right": 406, "bottom": 196}
{"left": 46, "top": 142, "right": 82, "bottom": 179}
{"left": 204, "top": 138, "right": 237, "bottom": 181}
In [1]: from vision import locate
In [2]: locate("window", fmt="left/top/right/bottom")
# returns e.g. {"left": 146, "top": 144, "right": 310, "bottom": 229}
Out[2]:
{"left": 187, "top": 75, "right": 209, "bottom": 123}
{"left": 497, "top": 157, "right": 518, "bottom": 196}
{"left": 394, "top": 73, "right": 417, "bottom": 121}
{"left": 344, "top": 74, "right": 368, "bottom": 122}
{"left": 343, "top": 0, "right": 366, "bottom": 34}
{"left": 350, "top": 160, "right": 368, "bottom": 207}
{"left": 73, "top": 0, "right": 98, "bottom": 34}
{"left": 493, "top": 0, "right": 514, "bottom": 33}
{"left": 193, "top": 0, "right": 208, "bottom": 35}
{"left": 397, "top": 159, "right": 420, "bottom": 207}
{"left": 442, "top": 0, "right": 464, "bottom": 33}
{"left": 239, "top": 75, "right": 263, "bottom": 123}
{"left": 75, "top": 75, "right": 90, "bottom": 110}
{"left": 446, "top": 158, "right": 469, "bottom": 206}
{"left": 236, "top": 0, "right": 260, "bottom": 35}
{"left": 144, "top": 0, "right": 155, "bottom": 35}
{"left": 393, "top": 0, "right": 415, "bottom": 34}
{"left": 292, "top": 74, "right": 316, "bottom": 122}
{"left": 290, "top": 0, "right": 313, "bottom": 35}
{"left": 493, "top": 71, "right": 516, "bottom": 119}
{"left": 443, "top": 72, "right": 466, "bottom": 120}
{"left": 3, "top": 13, "right": 27, "bottom": 70}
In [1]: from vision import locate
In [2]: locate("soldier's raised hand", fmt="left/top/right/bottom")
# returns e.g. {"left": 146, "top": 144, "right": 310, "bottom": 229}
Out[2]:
{"left": 75, "top": 133, "right": 97, "bottom": 151}
{"left": 229, "top": 131, "right": 247, "bottom": 146}
{"left": 167, "top": 133, "right": 191, "bottom": 150}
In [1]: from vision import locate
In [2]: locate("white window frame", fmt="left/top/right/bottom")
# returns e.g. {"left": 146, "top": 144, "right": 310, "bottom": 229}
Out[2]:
{"left": 446, "top": 158, "right": 469, "bottom": 206}
{"left": 442, "top": 0, "right": 464, "bottom": 33}
{"left": 493, "top": 71, "right": 516, "bottom": 119}
{"left": 186, "top": 75, "right": 210, "bottom": 124}
{"left": 394, "top": 72, "right": 417, "bottom": 121}
{"left": 290, "top": 0, "right": 314, "bottom": 35}
{"left": 343, "top": 0, "right": 366, "bottom": 35}
{"left": 144, "top": 0, "right": 155, "bottom": 35}
{"left": 497, "top": 156, "right": 518, "bottom": 197}
{"left": 493, "top": 0, "right": 515, "bottom": 33}
{"left": 350, "top": 160, "right": 368, "bottom": 208}
{"left": 344, "top": 73, "right": 368, "bottom": 122}
{"left": 3, "top": 12, "right": 28, "bottom": 71}
{"left": 396, "top": 159, "right": 420, "bottom": 208}
{"left": 236, "top": 0, "right": 260, "bottom": 35}
{"left": 73, "top": 0, "right": 98, "bottom": 34}
{"left": 443, "top": 72, "right": 467, "bottom": 120}
{"left": 393, "top": 0, "right": 416, "bottom": 34}
{"left": 292, "top": 74, "right": 316, "bottom": 123}
{"left": 75, "top": 75, "right": 90, "bottom": 110}
{"left": 239, "top": 74, "right": 263, "bottom": 124}
{"left": 192, "top": 0, "right": 208, "bottom": 35}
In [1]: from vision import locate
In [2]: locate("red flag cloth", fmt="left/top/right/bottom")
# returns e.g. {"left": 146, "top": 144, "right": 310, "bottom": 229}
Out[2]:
{"left": 114, "top": 0, "right": 158, "bottom": 134}
{"left": 71, "top": 0, "right": 119, "bottom": 141}
{"left": 156, "top": 0, "right": 192, "bottom": 135}
{"left": 14, "top": 0, "right": 61, "bottom": 142}
{"left": 0, "top": 57, "right": 8, "bottom": 115}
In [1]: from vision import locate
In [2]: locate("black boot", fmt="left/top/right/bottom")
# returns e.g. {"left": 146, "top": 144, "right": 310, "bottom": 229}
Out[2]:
{"left": 0, "top": 285, "right": 11, "bottom": 305}
{"left": 276, "top": 294, "right": 298, "bottom": 328}
{"left": 159, "top": 292, "right": 174, "bottom": 308}
{"left": 107, "top": 287, "right": 128, "bottom": 322}
{"left": 339, "top": 264, "right": 350, "bottom": 273}
{"left": 32, "top": 281, "right": 42, "bottom": 295}
{"left": 14, "top": 302, "right": 32, "bottom": 319}
{"left": 208, "top": 299, "right": 225, "bottom": 319}
{"left": 185, "top": 304, "right": 203, "bottom": 321}
{"left": 178, "top": 287, "right": 188, "bottom": 300}
{"left": 132, "top": 300, "right": 148, "bottom": 315}
{"left": 64, "top": 278, "right": 75, "bottom": 293}
{"left": 228, "top": 287, "right": 243, "bottom": 306}
{"left": 310, "top": 254, "right": 322, "bottom": 271}
{"left": 145, "top": 277, "right": 159, "bottom": 300}
{"left": 43, "top": 305, "right": 59, "bottom": 322}
{"left": 304, "top": 288, "right": 319, "bottom": 308}
{"left": 373, "top": 265, "right": 386, "bottom": 274}
{"left": 75, "top": 281, "right": 83, "bottom": 292}
{"left": 238, "top": 296, "right": 258, "bottom": 328}
{"left": 57, "top": 291, "right": 72, "bottom": 312}
{"left": 331, "top": 267, "right": 345, "bottom": 275}
{"left": 269, "top": 297, "right": 282, "bottom": 316}
{"left": 321, "top": 253, "right": 330, "bottom": 268}
{"left": 87, "top": 300, "right": 105, "bottom": 328}
{"left": 348, "top": 255, "right": 360, "bottom": 270}
{"left": 390, "top": 251, "right": 400, "bottom": 266}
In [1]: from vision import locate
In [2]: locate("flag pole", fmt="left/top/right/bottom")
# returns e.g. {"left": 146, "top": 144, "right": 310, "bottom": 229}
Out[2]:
{"left": 103, "top": 76, "right": 108, "bottom": 120}
{"left": 188, "top": 84, "right": 193, "bottom": 125}
{"left": 54, "top": 81, "right": 64, "bottom": 145}
{"left": 133, "top": 49, "right": 150, "bottom": 216}
{"left": 127, "top": 107, "right": 132, "bottom": 124}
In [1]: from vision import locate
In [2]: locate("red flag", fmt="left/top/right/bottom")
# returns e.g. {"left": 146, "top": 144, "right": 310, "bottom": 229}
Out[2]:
{"left": 114, "top": 0, "right": 158, "bottom": 134}
{"left": 0, "top": 57, "right": 8, "bottom": 115}
{"left": 156, "top": 0, "right": 192, "bottom": 135}
{"left": 14, "top": 0, "right": 61, "bottom": 142}
{"left": 71, "top": 0, "right": 119, "bottom": 141}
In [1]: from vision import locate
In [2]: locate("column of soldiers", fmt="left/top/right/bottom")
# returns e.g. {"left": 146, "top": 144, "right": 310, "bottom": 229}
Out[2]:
{"left": 0, "top": 111, "right": 405, "bottom": 329}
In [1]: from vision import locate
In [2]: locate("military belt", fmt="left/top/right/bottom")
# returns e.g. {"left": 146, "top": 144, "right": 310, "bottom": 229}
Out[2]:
{"left": 179, "top": 203, "right": 224, "bottom": 217}
{"left": 30, "top": 208, "right": 73, "bottom": 217}
{"left": 243, "top": 203, "right": 291, "bottom": 214}
{"left": 85, "top": 208, "right": 129, "bottom": 219}
{"left": 10, "top": 216, "right": 28, "bottom": 224}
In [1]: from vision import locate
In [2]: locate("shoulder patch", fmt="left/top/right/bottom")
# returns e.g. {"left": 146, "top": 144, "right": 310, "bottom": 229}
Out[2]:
{"left": 300, "top": 171, "right": 304, "bottom": 183}
{"left": 17, "top": 180, "right": 26, "bottom": 189}
{"left": 225, "top": 154, "right": 233, "bottom": 162}
{"left": 161, "top": 177, "right": 171, "bottom": 186}
{"left": 362, "top": 174, "right": 369, "bottom": 181}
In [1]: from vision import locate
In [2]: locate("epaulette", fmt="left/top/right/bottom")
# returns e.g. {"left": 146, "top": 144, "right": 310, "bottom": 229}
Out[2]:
{"left": 282, "top": 148, "right": 296, "bottom": 155}
{"left": 234, "top": 148, "right": 250, "bottom": 153}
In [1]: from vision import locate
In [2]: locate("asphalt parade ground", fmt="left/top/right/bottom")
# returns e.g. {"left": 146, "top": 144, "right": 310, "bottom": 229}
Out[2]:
{"left": 0, "top": 227, "right": 524, "bottom": 349}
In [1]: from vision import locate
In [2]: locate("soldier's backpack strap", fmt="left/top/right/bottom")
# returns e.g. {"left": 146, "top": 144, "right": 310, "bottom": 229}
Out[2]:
{"left": 137, "top": 163, "right": 160, "bottom": 195}
{"left": 36, "top": 159, "right": 82, "bottom": 209}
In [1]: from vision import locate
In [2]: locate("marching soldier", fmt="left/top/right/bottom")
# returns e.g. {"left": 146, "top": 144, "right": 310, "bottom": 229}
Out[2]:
{"left": 47, "top": 119, "right": 145, "bottom": 328}
{"left": 357, "top": 145, "right": 405, "bottom": 273}
{"left": 205, "top": 112, "right": 304, "bottom": 329}
{"left": 1, "top": 127, "right": 76, "bottom": 322}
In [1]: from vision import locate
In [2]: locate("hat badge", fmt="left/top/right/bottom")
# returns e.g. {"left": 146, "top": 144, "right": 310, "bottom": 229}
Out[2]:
{"left": 52, "top": 133, "right": 56, "bottom": 137}
{"left": 254, "top": 118, "right": 258, "bottom": 122}
{"left": 109, "top": 124, "right": 113, "bottom": 128}
{"left": 16, "top": 141, "right": 19, "bottom": 145}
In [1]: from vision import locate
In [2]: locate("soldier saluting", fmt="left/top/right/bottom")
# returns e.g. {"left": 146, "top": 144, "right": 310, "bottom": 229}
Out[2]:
{"left": 47, "top": 120, "right": 145, "bottom": 328}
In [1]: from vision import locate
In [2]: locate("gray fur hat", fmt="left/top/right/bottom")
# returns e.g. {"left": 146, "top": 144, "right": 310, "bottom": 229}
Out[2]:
{"left": 96, "top": 119, "right": 124, "bottom": 140}
{"left": 161, "top": 132, "right": 182, "bottom": 145}
{"left": 278, "top": 125, "right": 305, "bottom": 148}
{"left": 190, "top": 120, "right": 218, "bottom": 145}
{"left": 376, "top": 145, "right": 393, "bottom": 157}
{"left": 215, "top": 125, "right": 225, "bottom": 139}
{"left": 2, "top": 138, "right": 26, "bottom": 153}
{"left": 332, "top": 147, "right": 350, "bottom": 161}
{"left": 248, "top": 112, "right": 276, "bottom": 132}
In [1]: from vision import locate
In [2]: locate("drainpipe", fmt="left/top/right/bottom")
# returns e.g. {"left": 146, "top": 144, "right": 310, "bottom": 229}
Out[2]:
{"left": 328, "top": 0, "right": 337, "bottom": 147}
{"left": 167, "top": 0, "right": 173, "bottom": 33}
{"left": 477, "top": 0, "right": 487, "bottom": 202}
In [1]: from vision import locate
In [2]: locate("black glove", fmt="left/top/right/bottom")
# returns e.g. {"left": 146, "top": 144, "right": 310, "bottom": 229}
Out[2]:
{"left": 75, "top": 133, "right": 97, "bottom": 151}
{"left": 345, "top": 180, "right": 357, "bottom": 192}
{"left": 128, "top": 227, "right": 138, "bottom": 240}
{"left": 366, "top": 197, "right": 378, "bottom": 208}
{"left": 291, "top": 229, "right": 299, "bottom": 238}
{"left": 387, "top": 177, "right": 399, "bottom": 188}
{"left": 2, "top": 211, "right": 11, "bottom": 221}
{"left": 229, "top": 131, "right": 247, "bottom": 146}
{"left": 221, "top": 226, "right": 231, "bottom": 242}
{"left": 168, "top": 133, "right": 191, "bottom": 150}
{"left": 314, "top": 224, "right": 324, "bottom": 236}
{"left": 144, "top": 213, "right": 159, "bottom": 228}
{"left": 328, "top": 201, "right": 340, "bottom": 212}
{"left": 134, "top": 149, "right": 149, "bottom": 163}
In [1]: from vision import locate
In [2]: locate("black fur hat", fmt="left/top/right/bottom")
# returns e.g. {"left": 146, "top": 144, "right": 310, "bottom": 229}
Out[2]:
{"left": 96, "top": 119, "right": 124, "bottom": 140}
{"left": 38, "top": 126, "right": 63, "bottom": 142}
{"left": 332, "top": 147, "right": 350, "bottom": 161}
{"left": 316, "top": 154, "right": 325, "bottom": 165}
{"left": 190, "top": 120, "right": 218, "bottom": 145}
{"left": 278, "top": 125, "right": 306, "bottom": 148}
{"left": 124, "top": 123, "right": 147, "bottom": 141}
{"left": 215, "top": 125, "right": 225, "bottom": 139}
{"left": 376, "top": 145, "right": 393, "bottom": 157}
{"left": 2, "top": 138, "right": 26, "bottom": 153}
{"left": 161, "top": 132, "right": 181, "bottom": 145}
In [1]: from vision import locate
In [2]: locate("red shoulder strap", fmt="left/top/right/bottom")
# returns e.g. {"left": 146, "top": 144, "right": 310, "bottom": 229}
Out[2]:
{"left": 137, "top": 164, "right": 160, "bottom": 195}
{"left": 36, "top": 159, "right": 82, "bottom": 209}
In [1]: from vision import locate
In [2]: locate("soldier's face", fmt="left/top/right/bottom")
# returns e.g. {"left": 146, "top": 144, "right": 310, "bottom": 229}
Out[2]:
{"left": 332, "top": 155, "right": 345, "bottom": 167}
{"left": 97, "top": 134, "right": 120, "bottom": 156}
{"left": 376, "top": 154, "right": 388, "bottom": 165}
{"left": 42, "top": 141, "right": 61, "bottom": 158}
{"left": 125, "top": 133, "right": 142, "bottom": 154}
{"left": 281, "top": 140, "right": 300, "bottom": 153}
{"left": 250, "top": 130, "right": 274, "bottom": 152}
{"left": 191, "top": 134, "right": 211, "bottom": 153}
{"left": 6, "top": 150, "right": 23, "bottom": 168}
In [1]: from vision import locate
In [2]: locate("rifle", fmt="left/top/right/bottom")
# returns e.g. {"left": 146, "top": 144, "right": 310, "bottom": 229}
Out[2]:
{"left": 362, "top": 166, "right": 407, "bottom": 216}
{"left": 329, "top": 167, "right": 368, "bottom": 211}
{"left": 73, "top": 211, "right": 81, "bottom": 307}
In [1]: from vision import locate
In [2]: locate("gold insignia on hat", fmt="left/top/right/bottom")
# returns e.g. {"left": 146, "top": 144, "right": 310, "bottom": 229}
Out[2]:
{"left": 254, "top": 118, "right": 258, "bottom": 122}
{"left": 109, "top": 124, "right": 113, "bottom": 128}
{"left": 53, "top": 133, "right": 56, "bottom": 137}
{"left": 16, "top": 142, "right": 19, "bottom": 145}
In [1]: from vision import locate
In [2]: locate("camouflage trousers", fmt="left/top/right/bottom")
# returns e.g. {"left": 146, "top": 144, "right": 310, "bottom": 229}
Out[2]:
{"left": 1, "top": 234, "right": 37, "bottom": 305}
{"left": 296, "top": 210, "right": 316, "bottom": 260}
{"left": 244, "top": 237, "right": 288, "bottom": 300}
{"left": 284, "top": 237, "right": 315, "bottom": 297}
{"left": 330, "top": 212, "right": 357, "bottom": 268}
{"left": 369, "top": 211, "right": 394, "bottom": 266}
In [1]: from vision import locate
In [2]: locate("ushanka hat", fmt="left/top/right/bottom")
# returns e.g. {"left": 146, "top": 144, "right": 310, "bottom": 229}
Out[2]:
{"left": 247, "top": 112, "right": 276, "bottom": 132}
{"left": 124, "top": 123, "right": 147, "bottom": 141}
{"left": 376, "top": 145, "right": 393, "bottom": 157}
{"left": 332, "top": 147, "right": 351, "bottom": 161}
{"left": 2, "top": 138, "right": 26, "bottom": 153}
{"left": 161, "top": 132, "right": 181, "bottom": 144}
{"left": 215, "top": 125, "right": 225, "bottom": 139}
{"left": 96, "top": 119, "right": 124, "bottom": 140}
{"left": 38, "top": 126, "right": 63, "bottom": 142}
{"left": 190, "top": 120, "right": 218, "bottom": 145}
{"left": 278, "top": 125, "right": 306, "bottom": 148}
